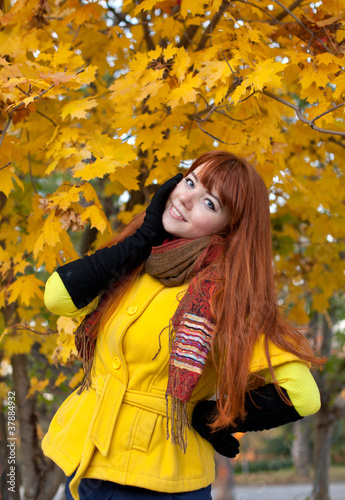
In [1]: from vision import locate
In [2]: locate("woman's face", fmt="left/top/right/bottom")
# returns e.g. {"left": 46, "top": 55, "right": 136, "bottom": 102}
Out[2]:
{"left": 162, "top": 164, "right": 230, "bottom": 240}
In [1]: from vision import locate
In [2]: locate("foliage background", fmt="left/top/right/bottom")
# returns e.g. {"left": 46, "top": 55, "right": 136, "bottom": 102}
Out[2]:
{"left": 0, "top": 0, "right": 345, "bottom": 499}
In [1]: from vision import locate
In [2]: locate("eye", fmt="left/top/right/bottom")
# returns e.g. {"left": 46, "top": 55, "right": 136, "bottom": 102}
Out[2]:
{"left": 204, "top": 198, "right": 216, "bottom": 211}
{"left": 185, "top": 177, "right": 194, "bottom": 188}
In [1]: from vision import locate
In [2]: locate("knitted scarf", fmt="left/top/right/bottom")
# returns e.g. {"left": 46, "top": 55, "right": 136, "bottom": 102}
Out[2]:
{"left": 75, "top": 236, "right": 219, "bottom": 452}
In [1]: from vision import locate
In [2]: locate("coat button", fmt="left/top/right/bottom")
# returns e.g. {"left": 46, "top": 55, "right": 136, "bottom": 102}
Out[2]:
{"left": 127, "top": 305, "right": 138, "bottom": 315}
{"left": 112, "top": 357, "right": 121, "bottom": 370}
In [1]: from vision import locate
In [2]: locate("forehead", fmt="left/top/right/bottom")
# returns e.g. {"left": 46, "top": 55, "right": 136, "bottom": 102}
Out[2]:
{"left": 190, "top": 163, "right": 227, "bottom": 203}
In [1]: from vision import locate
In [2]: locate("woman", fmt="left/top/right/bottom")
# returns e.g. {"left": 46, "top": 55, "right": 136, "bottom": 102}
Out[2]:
{"left": 42, "top": 151, "right": 322, "bottom": 500}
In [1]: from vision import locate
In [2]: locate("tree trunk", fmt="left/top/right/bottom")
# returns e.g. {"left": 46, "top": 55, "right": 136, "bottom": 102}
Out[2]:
{"left": 311, "top": 314, "right": 334, "bottom": 500}
{"left": 11, "top": 353, "right": 64, "bottom": 500}
{"left": 292, "top": 417, "right": 312, "bottom": 478}
{"left": 311, "top": 405, "right": 333, "bottom": 500}
{"left": 0, "top": 408, "right": 10, "bottom": 500}
{"left": 214, "top": 454, "right": 235, "bottom": 500}
{"left": 12, "top": 353, "right": 42, "bottom": 500}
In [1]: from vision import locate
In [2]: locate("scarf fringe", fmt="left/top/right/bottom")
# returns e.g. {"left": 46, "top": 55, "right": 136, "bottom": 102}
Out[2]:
{"left": 165, "top": 394, "right": 191, "bottom": 454}
{"left": 77, "top": 332, "right": 93, "bottom": 395}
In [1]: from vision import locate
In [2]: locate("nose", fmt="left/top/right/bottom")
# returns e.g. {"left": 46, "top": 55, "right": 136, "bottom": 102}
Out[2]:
{"left": 179, "top": 191, "right": 193, "bottom": 210}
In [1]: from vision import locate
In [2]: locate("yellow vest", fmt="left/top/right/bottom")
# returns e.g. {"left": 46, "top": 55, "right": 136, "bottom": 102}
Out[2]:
{"left": 42, "top": 273, "right": 301, "bottom": 500}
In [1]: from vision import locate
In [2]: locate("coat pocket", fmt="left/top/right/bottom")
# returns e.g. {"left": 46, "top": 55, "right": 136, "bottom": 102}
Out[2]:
{"left": 132, "top": 409, "right": 159, "bottom": 453}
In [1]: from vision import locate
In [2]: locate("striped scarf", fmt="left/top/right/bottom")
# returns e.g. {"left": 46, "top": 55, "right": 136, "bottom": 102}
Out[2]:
{"left": 75, "top": 236, "right": 220, "bottom": 452}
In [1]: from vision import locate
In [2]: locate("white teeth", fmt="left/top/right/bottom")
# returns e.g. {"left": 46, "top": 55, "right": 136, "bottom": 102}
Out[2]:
{"left": 172, "top": 206, "right": 184, "bottom": 219}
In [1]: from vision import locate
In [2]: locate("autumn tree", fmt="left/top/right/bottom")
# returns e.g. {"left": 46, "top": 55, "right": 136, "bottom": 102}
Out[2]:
{"left": 1, "top": 1, "right": 345, "bottom": 498}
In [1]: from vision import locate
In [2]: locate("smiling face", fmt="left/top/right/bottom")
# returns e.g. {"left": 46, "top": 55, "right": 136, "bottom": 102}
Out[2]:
{"left": 162, "top": 164, "right": 231, "bottom": 240}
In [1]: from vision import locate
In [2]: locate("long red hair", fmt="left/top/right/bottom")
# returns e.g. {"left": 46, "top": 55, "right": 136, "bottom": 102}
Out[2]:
{"left": 96, "top": 151, "right": 324, "bottom": 429}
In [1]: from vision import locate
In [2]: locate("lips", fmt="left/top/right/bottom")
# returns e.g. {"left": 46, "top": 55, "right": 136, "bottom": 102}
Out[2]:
{"left": 170, "top": 204, "right": 186, "bottom": 221}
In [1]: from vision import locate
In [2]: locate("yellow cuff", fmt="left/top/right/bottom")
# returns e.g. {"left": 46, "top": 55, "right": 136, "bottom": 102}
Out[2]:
{"left": 262, "top": 361, "right": 321, "bottom": 417}
{"left": 44, "top": 271, "right": 99, "bottom": 318}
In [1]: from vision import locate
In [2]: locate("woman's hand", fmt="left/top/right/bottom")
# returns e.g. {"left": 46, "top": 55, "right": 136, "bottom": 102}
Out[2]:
{"left": 192, "top": 401, "right": 240, "bottom": 458}
{"left": 192, "top": 384, "right": 303, "bottom": 458}
{"left": 142, "top": 173, "right": 183, "bottom": 245}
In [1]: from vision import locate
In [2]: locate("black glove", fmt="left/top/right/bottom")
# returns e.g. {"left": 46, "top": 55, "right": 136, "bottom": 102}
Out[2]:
{"left": 56, "top": 173, "right": 183, "bottom": 308}
{"left": 192, "top": 384, "right": 302, "bottom": 457}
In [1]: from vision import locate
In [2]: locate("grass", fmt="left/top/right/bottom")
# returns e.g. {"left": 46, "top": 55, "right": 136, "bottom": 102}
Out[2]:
{"left": 233, "top": 465, "right": 345, "bottom": 486}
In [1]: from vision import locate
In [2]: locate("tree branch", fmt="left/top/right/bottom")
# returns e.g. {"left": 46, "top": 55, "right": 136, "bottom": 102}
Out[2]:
{"left": 233, "top": 0, "right": 283, "bottom": 25}
{"left": 329, "top": 138, "right": 345, "bottom": 150}
{"left": 26, "top": 130, "right": 38, "bottom": 195}
{"left": 272, "top": 0, "right": 334, "bottom": 54}
{"left": 196, "top": 0, "right": 230, "bottom": 51}
{"left": 36, "top": 110, "right": 58, "bottom": 127}
{"left": 142, "top": 10, "right": 155, "bottom": 51}
{"left": 7, "top": 323, "right": 57, "bottom": 336}
{"left": 0, "top": 115, "right": 12, "bottom": 149}
{"left": 262, "top": 90, "right": 345, "bottom": 137}
{"left": 178, "top": 24, "right": 199, "bottom": 49}
{"left": 197, "top": 121, "right": 238, "bottom": 145}
{"left": 275, "top": 0, "right": 303, "bottom": 21}
{"left": 0, "top": 162, "right": 11, "bottom": 171}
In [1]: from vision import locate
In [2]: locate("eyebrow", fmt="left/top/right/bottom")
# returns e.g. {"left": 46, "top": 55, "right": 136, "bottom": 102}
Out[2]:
{"left": 190, "top": 171, "right": 223, "bottom": 209}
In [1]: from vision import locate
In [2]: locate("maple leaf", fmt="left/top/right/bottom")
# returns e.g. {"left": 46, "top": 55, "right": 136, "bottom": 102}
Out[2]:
{"left": 54, "top": 372, "right": 67, "bottom": 387}
{"left": 172, "top": 47, "right": 192, "bottom": 84}
{"left": 0, "top": 166, "right": 24, "bottom": 197}
{"left": 7, "top": 275, "right": 44, "bottom": 306}
{"left": 300, "top": 64, "right": 330, "bottom": 89}
{"left": 245, "top": 61, "right": 283, "bottom": 92}
{"left": 61, "top": 97, "right": 98, "bottom": 120}
{"left": 133, "top": 0, "right": 158, "bottom": 15}
{"left": 38, "top": 71, "right": 74, "bottom": 85}
{"left": 167, "top": 73, "right": 202, "bottom": 108}
{"left": 33, "top": 212, "right": 63, "bottom": 257}
{"left": 50, "top": 185, "right": 81, "bottom": 211}
{"left": 26, "top": 377, "right": 49, "bottom": 398}
{"left": 63, "top": 3, "right": 104, "bottom": 24}
{"left": 80, "top": 205, "right": 111, "bottom": 234}
{"left": 69, "top": 368, "right": 84, "bottom": 389}
{"left": 181, "top": 0, "right": 206, "bottom": 17}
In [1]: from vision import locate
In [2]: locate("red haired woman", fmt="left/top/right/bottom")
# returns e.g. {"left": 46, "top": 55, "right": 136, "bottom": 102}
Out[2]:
{"left": 42, "top": 151, "right": 322, "bottom": 500}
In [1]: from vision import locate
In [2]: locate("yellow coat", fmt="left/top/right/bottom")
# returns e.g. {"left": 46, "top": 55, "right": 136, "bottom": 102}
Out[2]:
{"left": 42, "top": 272, "right": 314, "bottom": 500}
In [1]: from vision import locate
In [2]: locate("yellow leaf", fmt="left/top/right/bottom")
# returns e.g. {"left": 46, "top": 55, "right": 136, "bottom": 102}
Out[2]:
{"left": 61, "top": 98, "right": 98, "bottom": 120}
{"left": 0, "top": 166, "right": 24, "bottom": 197}
{"left": 333, "top": 72, "right": 345, "bottom": 100}
{"left": 0, "top": 382, "right": 9, "bottom": 401}
{"left": 300, "top": 64, "right": 330, "bottom": 90}
{"left": 57, "top": 316, "right": 78, "bottom": 335}
{"left": 2, "top": 332, "right": 35, "bottom": 356}
{"left": 312, "top": 293, "right": 329, "bottom": 313}
{"left": 74, "top": 141, "right": 137, "bottom": 181}
{"left": 133, "top": 0, "right": 158, "bottom": 15}
{"left": 154, "top": 134, "right": 189, "bottom": 160}
{"left": 38, "top": 70, "right": 75, "bottom": 85}
{"left": 199, "top": 60, "right": 231, "bottom": 88}
{"left": 172, "top": 47, "right": 192, "bottom": 83}
{"left": 63, "top": 2, "right": 104, "bottom": 24}
{"left": 73, "top": 157, "right": 120, "bottom": 181}
{"left": 80, "top": 205, "right": 110, "bottom": 234}
{"left": 181, "top": 0, "right": 206, "bottom": 17}
{"left": 7, "top": 275, "right": 44, "bottom": 306}
{"left": 54, "top": 372, "right": 67, "bottom": 387}
{"left": 33, "top": 212, "right": 63, "bottom": 258}
{"left": 50, "top": 185, "right": 81, "bottom": 210}
{"left": 245, "top": 61, "right": 283, "bottom": 92}
{"left": 69, "top": 368, "right": 84, "bottom": 389}
{"left": 53, "top": 331, "right": 78, "bottom": 365}
{"left": 27, "top": 377, "right": 49, "bottom": 398}
{"left": 76, "top": 65, "right": 98, "bottom": 85}
{"left": 167, "top": 73, "right": 202, "bottom": 109}
{"left": 289, "top": 303, "right": 309, "bottom": 325}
